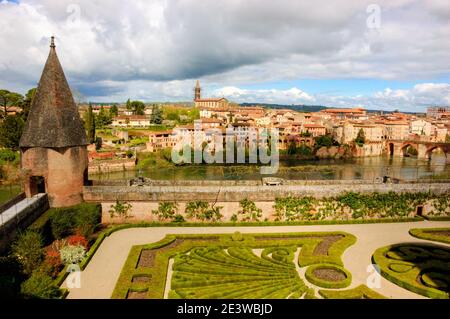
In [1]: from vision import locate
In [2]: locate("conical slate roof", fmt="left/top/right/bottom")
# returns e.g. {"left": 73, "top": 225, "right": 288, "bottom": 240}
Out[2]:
{"left": 20, "top": 37, "right": 87, "bottom": 148}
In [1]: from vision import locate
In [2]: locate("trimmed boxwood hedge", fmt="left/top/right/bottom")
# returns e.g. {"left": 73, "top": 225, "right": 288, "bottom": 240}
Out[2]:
{"left": 409, "top": 228, "right": 450, "bottom": 244}
{"left": 372, "top": 243, "right": 449, "bottom": 299}
{"left": 305, "top": 264, "right": 352, "bottom": 289}
{"left": 111, "top": 231, "right": 357, "bottom": 299}
{"left": 319, "top": 284, "right": 386, "bottom": 299}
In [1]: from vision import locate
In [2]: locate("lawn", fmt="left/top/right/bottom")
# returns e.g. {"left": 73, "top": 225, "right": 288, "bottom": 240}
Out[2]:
{"left": 0, "top": 184, "right": 21, "bottom": 205}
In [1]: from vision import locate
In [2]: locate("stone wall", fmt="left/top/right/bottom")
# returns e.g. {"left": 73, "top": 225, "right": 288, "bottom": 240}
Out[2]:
{"left": 83, "top": 182, "right": 450, "bottom": 224}
{"left": 0, "top": 194, "right": 49, "bottom": 253}
{"left": 88, "top": 158, "right": 136, "bottom": 174}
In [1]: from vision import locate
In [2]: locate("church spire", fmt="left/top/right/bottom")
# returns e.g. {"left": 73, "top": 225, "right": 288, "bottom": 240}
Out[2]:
{"left": 194, "top": 80, "right": 201, "bottom": 100}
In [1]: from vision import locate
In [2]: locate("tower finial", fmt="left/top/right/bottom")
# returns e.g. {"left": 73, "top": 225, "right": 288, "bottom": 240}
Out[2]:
{"left": 50, "top": 36, "right": 55, "bottom": 49}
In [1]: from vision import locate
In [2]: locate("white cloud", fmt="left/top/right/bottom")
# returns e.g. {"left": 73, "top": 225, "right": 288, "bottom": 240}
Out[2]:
{"left": 0, "top": 0, "right": 448, "bottom": 111}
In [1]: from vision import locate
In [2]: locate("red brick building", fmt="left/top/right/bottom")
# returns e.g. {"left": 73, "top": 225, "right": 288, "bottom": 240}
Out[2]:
{"left": 19, "top": 37, "right": 88, "bottom": 207}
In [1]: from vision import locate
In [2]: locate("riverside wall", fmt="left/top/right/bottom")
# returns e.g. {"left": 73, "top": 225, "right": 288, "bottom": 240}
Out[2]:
{"left": 82, "top": 181, "right": 450, "bottom": 223}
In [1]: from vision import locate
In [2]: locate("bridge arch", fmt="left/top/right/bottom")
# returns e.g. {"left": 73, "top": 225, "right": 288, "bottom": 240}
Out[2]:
{"left": 401, "top": 143, "right": 418, "bottom": 157}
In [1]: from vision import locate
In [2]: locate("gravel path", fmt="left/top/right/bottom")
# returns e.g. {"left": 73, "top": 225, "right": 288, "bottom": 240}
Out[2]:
{"left": 63, "top": 220, "right": 450, "bottom": 299}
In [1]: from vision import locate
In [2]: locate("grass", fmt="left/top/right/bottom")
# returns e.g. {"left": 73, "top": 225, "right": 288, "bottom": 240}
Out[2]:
{"left": 409, "top": 228, "right": 450, "bottom": 244}
{"left": 111, "top": 231, "right": 361, "bottom": 299}
{"left": 372, "top": 243, "right": 450, "bottom": 299}
{"left": 0, "top": 184, "right": 21, "bottom": 205}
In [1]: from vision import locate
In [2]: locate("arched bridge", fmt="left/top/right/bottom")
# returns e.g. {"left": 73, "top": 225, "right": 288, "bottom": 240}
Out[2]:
{"left": 386, "top": 140, "right": 450, "bottom": 162}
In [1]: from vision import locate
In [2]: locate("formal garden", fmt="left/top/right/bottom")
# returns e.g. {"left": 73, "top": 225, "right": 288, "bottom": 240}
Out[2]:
{"left": 112, "top": 231, "right": 385, "bottom": 299}
{"left": 372, "top": 239, "right": 450, "bottom": 299}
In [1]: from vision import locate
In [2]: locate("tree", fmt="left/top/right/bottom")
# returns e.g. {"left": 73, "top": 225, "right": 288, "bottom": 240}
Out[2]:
{"left": 126, "top": 98, "right": 131, "bottom": 110}
{"left": 0, "top": 89, "right": 23, "bottom": 118}
{"left": 95, "top": 106, "right": 112, "bottom": 128}
{"left": 287, "top": 140, "right": 297, "bottom": 155}
{"left": 0, "top": 115, "right": 25, "bottom": 150}
{"left": 130, "top": 100, "right": 145, "bottom": 115}
{"left": 355, "top": 128, "right": 366, "bottom": 147}
{"left": 84, "top": 103, "right": 96, "bottom": 144}
{"left": 314, "top": 135, "right": 338, "bottom": 148}
{"left": 19, "top": 88, "right": 36, "bottom": 122}
{"left": 110, "top": 104, "right": 119, "bottom": 117}
{"left": 151, "top": 105, "right": 163, "bottom": 124}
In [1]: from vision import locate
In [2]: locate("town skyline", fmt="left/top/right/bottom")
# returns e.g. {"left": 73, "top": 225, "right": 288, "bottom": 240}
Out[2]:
{"left": 1, "top": 0, "right": 449, "bottom": 111}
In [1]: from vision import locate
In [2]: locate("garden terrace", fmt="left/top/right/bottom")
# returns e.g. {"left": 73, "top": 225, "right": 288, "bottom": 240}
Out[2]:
{"left": 111, "top": 231, "right": 388, "bottom": 299}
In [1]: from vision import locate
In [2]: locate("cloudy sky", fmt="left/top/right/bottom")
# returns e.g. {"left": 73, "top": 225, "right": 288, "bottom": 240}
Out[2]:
{"left": 0, "top": 0, "right": 449, "bottom": 111}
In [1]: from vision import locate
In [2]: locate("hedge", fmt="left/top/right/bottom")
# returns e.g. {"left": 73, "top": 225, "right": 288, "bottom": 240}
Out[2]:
{"left": 304, "top": 264, "right": 352, "bottom": 289}
{"left": 111, "top": 231, "right": 356, "bottom": 299}
{"left": 318, "top": 284, "right": 386, "bottom": 299}
{"left": 372, "top": 243, "right": 449, "bottom": 299}
{"left": 409, "top": 228, "right": 450, "bottom": 244}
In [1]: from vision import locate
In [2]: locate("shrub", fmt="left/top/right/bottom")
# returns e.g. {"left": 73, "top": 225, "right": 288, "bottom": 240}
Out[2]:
{"left": 237, "top": 199, "right": 262, "bottom": 222}
{"left": 73, "top": 203, "right": 101, "bottom": 237}
{"left": 67, "top": 234, "right": 89, "bottom": 249}
{"left": 0, "top": 256, "right": 25, "bottom": 298}
{"left": 11, "top": 231, "right": 43, "bottom": 275}
{"left": 43, "top": 245, "right": 63, "bottom": 278}
{"left": 185, "top": 201, "right": 223, "bottom": 222}
{"left": 109, "top": 200, "right": 133, "bottom": 219}
{"left": 152, "top": 202, "right": 179, "bottom": 221}
{"left": 21, "top": 270, "right": 62, "bottom": 299}
{"left": 50, "top": 208, "right": 77, "bottom": 239}
{"left": 59, "top": 245, "right": 86, "bottom": 265}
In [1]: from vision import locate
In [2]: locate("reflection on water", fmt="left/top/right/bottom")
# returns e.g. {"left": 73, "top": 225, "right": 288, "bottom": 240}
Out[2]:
{"left": 90, "top": 154, "right": 449, "bottom": 181}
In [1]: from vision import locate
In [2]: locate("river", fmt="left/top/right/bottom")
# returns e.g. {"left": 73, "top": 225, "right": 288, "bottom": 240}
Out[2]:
{"left": 90, "top": 154, "right": 450, "bottom": 182}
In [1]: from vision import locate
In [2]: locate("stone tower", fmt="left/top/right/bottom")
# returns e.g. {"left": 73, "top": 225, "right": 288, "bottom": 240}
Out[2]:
{"left": 19, "top": 37, "right": 88, "bottom": 207}
{"left": 194, "top": 80, "right": 201, "bottom": 100}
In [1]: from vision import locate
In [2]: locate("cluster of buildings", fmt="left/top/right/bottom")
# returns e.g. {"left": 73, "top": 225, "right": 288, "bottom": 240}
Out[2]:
{"left": 144, "top": 82, "right": 450, "bottom": 157}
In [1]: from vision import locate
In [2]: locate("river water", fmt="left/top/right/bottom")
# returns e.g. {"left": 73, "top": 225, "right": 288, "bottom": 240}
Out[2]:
{"left": 90, "top": 154, "right": 449, "bottom": 182}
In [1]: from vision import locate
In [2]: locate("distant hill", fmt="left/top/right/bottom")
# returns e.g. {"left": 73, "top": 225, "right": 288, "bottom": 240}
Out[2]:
{"left": 239, "top": 103, "right": 416, "bottom": 114}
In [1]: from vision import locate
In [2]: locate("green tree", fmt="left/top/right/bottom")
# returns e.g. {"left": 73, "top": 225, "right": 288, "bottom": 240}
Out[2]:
{"left": 11, "top": 231, "right": 43, "bottom": 275}
{"left": 130, "top": 101, "right": 145, "bottom": 115}
{"left": 95, "top": 106, "right": 112, "bottom": 128}
{"left": 0, "top": 89, "right": 23, "bottom": 118}
{"left": 19, "top": 88, "right": 36, "bottom": 122}
{"left": 151, "top": 105, "right": 163, "bottom": 124}
{"left": 355, "top": 128, "right": 366, "bottom": 146}
{"left": 84, "top": 103, "right": 96, "bottom": 144}
{"left": 110, "top": 104, "right": 119, "bottom": 117}
{"left": 314, "top": 135, "right": 338, "bottom": 148}
{"left": 0, "top": 115, "right": 25, "bottom": 150}
{"left": 126, "top": 98, "right": 131, "bottom": 110}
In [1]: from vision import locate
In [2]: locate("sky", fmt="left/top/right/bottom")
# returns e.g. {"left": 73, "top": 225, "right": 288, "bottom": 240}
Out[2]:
{"left": 0, "top": 0, "right": 449, "bottom": 111}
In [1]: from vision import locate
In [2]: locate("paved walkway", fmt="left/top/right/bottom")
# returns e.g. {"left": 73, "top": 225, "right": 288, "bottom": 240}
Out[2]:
{"left": 0, "top": 194, "right": 46, "bottom": 226}
{"left": 64, "top": 220, "right": 450, "bottom": 299}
